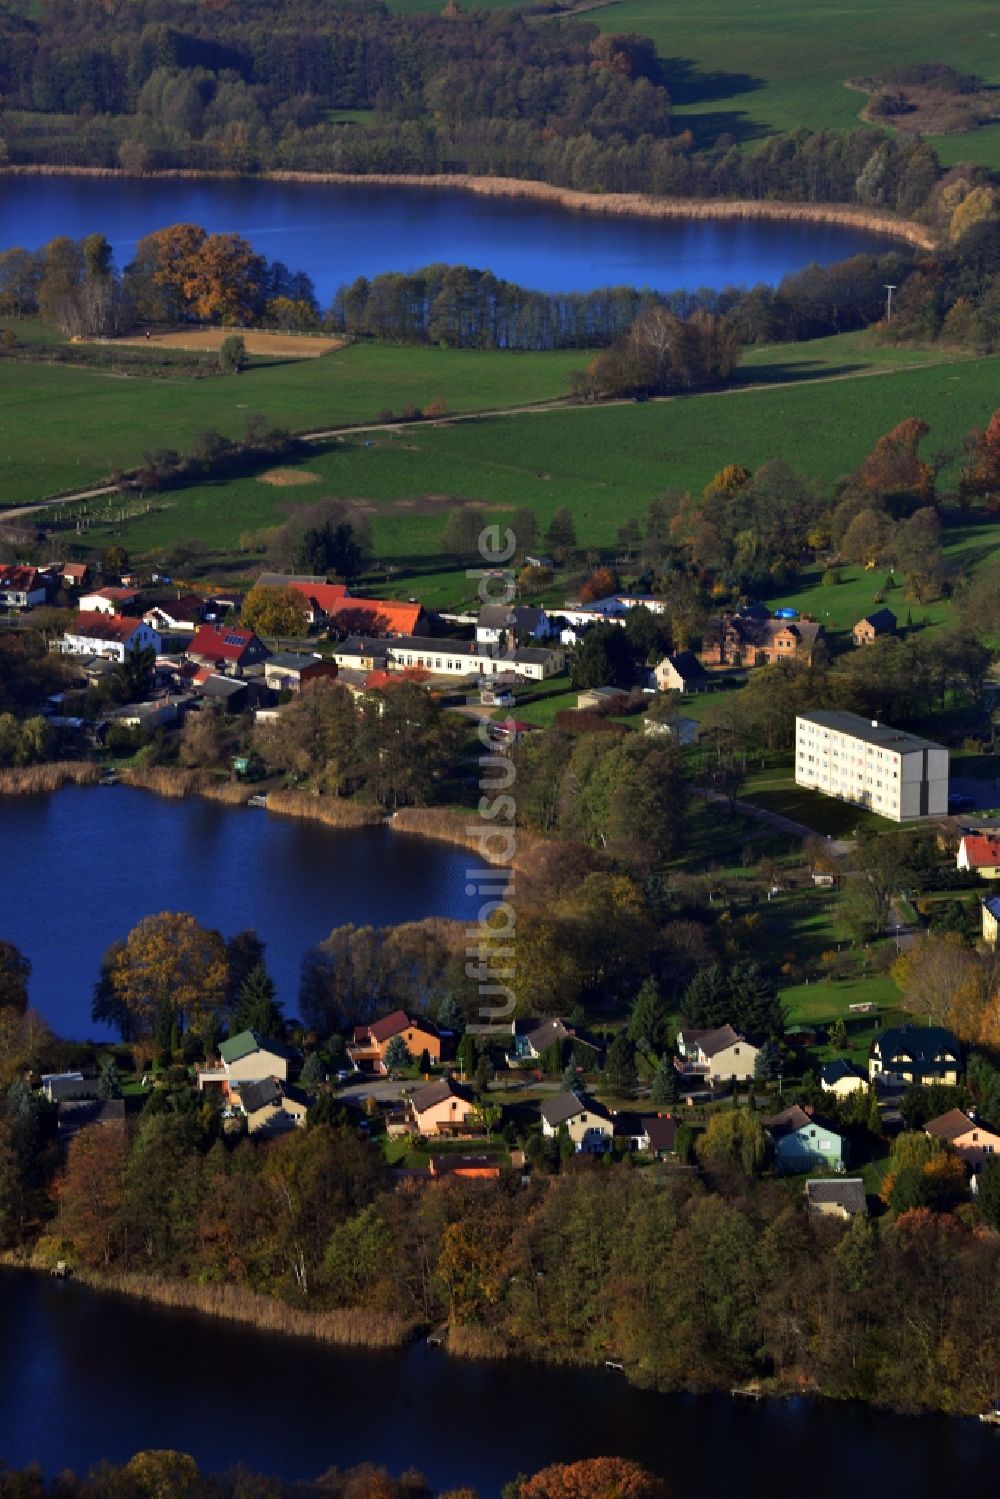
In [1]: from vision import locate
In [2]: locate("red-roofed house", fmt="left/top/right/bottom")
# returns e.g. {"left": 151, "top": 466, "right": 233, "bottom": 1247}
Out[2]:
{"left": 349, "top": 1010, "right": 443, "bottom": 1074}
{"left": 61, "top": 612, "right": 162, "bottom": 662}
{"left": 957, "top": 834, "right": 1000, "bottom": 880}
{"left": 0, "top": 565, "right": 46, "bottom": 610}
{"left": 61, "top": 562, "right": 90, "bottom": 590}
{"left": 327, "top": 598, "right": 425, "bottom": 638}
{"left": 143, "top": 596, "right": 207, "bottom": 632}
{"left": 80, "top": 587, "right": 141, "bottom": 616}
{"left": 188, "top": 624, "right": 268, "bottom": 676}
{"left": 285, "top": 581, "right": 350, "bottom": 624}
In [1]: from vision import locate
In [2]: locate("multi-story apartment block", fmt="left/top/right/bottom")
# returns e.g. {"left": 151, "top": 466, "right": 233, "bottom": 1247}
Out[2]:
{"left": 794, "top": 710, "right": 948, "bottom": 821}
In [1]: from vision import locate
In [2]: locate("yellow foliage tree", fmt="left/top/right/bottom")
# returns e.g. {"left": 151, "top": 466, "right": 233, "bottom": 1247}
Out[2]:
{"left": 108, "top": 912, "right": 228, "bottom": 1036}
{"left": 241, "top": 584, "right": 310, "bottom": 639}
{"left": 949, "top": 185, "right": 999, "bottom": 244}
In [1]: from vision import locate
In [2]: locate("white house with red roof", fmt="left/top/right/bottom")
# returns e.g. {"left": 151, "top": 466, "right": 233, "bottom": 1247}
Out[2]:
{"left": 187, "top": 623, "right": 269, "bottom": 676}
{"left": 79, "top": 587, "right": 141, "bottom": 616}
{"left": 0, "top": 565, "right": 46, "bottom": 611}
{"left": 957, "top": 833, "right": 1000, "bottom": 880}
{"left": 61, "top": 612, "right": 162, "bottom": 662}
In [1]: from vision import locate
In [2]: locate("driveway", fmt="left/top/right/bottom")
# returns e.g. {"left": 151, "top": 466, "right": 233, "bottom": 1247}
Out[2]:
{"left": 947, "top": 774, "right": 1000, "bottom": 812}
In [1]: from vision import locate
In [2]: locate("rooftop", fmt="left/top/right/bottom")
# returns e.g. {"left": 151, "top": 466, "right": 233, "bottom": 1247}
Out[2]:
{"left": 797, "top": 709, "right": 944, "bottom": 755}
{"left": 804, "top": 1179, "right": 867, "bottom": 1215}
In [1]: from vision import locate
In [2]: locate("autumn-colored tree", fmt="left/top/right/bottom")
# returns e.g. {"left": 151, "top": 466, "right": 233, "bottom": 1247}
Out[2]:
{"left": 56, "top": 1121, "right": 129, "bottom": 1267}
{"left": 579, "top": 567, "right": 619, "bottom": 603}
{"left": 519, "top": 1459, "right": 667, "bottom": 1499}
{"left": 703, "top": 463, "right": 750, "bottom": 502}
{"left": 0, "top": 941, "right": 30, "bottom": 1015}
{"left": 184, "top": 233, "right": 264, "bottom": 323}
{"left": 117, "top": 1450, "right": 208, "bottom": 1499}
{"left": 134, "top": 222, "right": 207, "bottom": 320}
{"left": 890, "top": 932, "right": 983, "bottom": 1031}
{"left": 857, "top": 418, "right": 934, "bottom": 505}
{"left": 241, "top": 584, "right": 310, "bottom": 638}
{"left": 106, "top": 912, "right": 229, "bottom": 1037}
{"left": 961, "top": 409, "right": 1000, "bottom": 498}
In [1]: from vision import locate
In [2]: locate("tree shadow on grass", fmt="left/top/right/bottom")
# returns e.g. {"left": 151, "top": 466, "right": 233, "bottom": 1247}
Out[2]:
{"left": 658, "top": 57, "right": 769, "bottom": 146}
{"left": 733, "top": 361, "right": 869, "bottom": 386}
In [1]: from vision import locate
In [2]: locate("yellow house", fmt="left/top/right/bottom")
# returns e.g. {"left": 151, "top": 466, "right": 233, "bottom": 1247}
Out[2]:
{"left": 409, "top": 1076, "right": 477, "bottom": 1136}
{"left": 539, "top": 1091, "right": 613, "bottom": 1152}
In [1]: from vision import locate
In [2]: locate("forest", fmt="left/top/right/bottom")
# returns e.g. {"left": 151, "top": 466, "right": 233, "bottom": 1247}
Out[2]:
{"left": 0, "top": 1, "right": 961, "bottom": 215}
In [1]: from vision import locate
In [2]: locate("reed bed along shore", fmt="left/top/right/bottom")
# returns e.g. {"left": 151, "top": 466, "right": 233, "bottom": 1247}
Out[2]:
{"left": 389, "top": 806, "right": 535, "bottom": 868}
{"left": 0, "top": 762, "right": 100, "bottom": 794}
{"left": 0, "top": 164, "right": 935, "bottom": 249}
{"left": 264, "top": 788, "right": 383, "bottom": 827}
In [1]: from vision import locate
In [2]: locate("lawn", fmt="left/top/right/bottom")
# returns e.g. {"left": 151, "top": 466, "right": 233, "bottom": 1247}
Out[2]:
{"left": 0, "top": 338, "right": 588, "bottom": 506}
{"left": 585, "top": 0, "right": 1000, "bottom": 162}
{"left": 65, "top": 351, "right": 1000, "bottom": 606}
{"left": 741, "top": 778, "right": 897, "bottom": 837}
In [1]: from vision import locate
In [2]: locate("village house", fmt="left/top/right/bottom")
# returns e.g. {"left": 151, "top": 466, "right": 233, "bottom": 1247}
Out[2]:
{"left": 702, "top": 613, "right": 825, "bottom": 668}
{"left": 58, "top": 562, "right": 89, "bottom": 590}
{"left": 187, "top": 623, "right": 269, "bottom": 677}
{"left": 194, "top": 673, "right": 250, "bottom": 710}
{"left": 197, "top": 1030, "right": 297, "bottom": 1097}
{"left": 869, "top": 1025, "right": 961, "bottom": 1087}
{"left": 0, "top": 564, "right": 47, "bottom": 611}
{"left": 924, "top": 1108, "right": 1000, "bottom": 1169}
{"left": 476, "top": 603, "right": 552, "bottom": 646}
{"left": 539, "top": 1091, "right": 613, "bottom": 1152}
{"left": 428, "top": 1154, "right": 502, "bottom": 1179}
{"left": 331, "top": 637, "right": 391, "bottom": 674}
{"left": 576, "top": 685, "right": 629, "bottom": 712}
{"left": 639, "top": 1115, "right": 679, "bottom": 1157}
{"left": 654, "top": 651, "right": 711, "bottom": 694}
{"left": 804, "top": 1179, "right": 868, "bottom": 1219}
{"left": 507, "top": 1017, "right": 576, "bottom": 1065}
{"left": 349, "top": 1010, "right": 443, "bottom": 1075}
{"left": 958, "top": 833, "right": 1000, "bottom": 879}
{"left": 764, "top": 1104, "right": 847, "bottom": 1174}
{"left": 256, "top": 574, "right": 349, "bottom": 626}
{"left": 408, "top": 1076, "right": 477, "bottom": 1136}
{"left": 580, "top": 592, "right": 669, "bottom": 617}
{"left": 79, "top": 586, "right": 141, "bottom": 615}
{"left": 264, "top": 652, "right": 340, "bottom": 694}
{"left": 143, "top": 596, "right": 207, "bottom": 633}
{"left": 795, "top": 710, "right": 949, "bottom": 821}
{"left": 675, "top": 1024, "right": 759, "bottom": 1085}
{"left": 240, "top": 1078, "right": 312, "bottom": 1135}
{"left": 820, "top": 1058, "right": 868, "bottom": 1097}
{"left": 61, "top": 612, "right": 162, "bottom": 663}
{"left": 982, "top": 895, "right": 1000, "bottom": 946}
{"left": 853, "top": 607, "right": 897, "bottom": 646}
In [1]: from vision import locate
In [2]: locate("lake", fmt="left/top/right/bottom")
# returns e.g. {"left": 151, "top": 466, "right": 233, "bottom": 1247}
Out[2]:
{"left": 0, "top": 786, "right": 488, "bottom": 1039}
{"left": 0, "top": 1268, "right": 996, "bottom": 1494}
{"left": 0, "top": 175, "right": 905, "bottom": 303}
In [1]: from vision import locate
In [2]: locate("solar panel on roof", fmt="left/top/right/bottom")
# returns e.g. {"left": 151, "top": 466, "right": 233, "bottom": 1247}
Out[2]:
{"left": 224, "top": 634, "right": 244, "bottom": 646}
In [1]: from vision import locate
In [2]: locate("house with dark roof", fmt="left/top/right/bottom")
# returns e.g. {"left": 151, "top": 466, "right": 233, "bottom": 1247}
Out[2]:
{"left": 764, "top": 1104, "right": 847, "bottom": 1173}
{"left": 958, "top": 834, "right": 1000, "bottom": 880}
{"left": 409, "top": 1076, "right": 477, "bottom": 1135}
{"left": 924, "top": 1108, "right": 1000, "bottom": 1168}
{"left": 539, "top": 1091, "right": 613, "bottom": 1152}
{"left": 143, "top": 596, "right": 207, "bottom": 633}
{"left": 820, "top": 1058, "right": 868, "bottom": 1097}
{"left": 349, "top": 1010, "right": 442, "bottom": 1074}
{"left": 702, "top": 613, "right": 825, "bottom": 668}
{"left": 982, "top": 894, "right": 1000, "bottom": 947}
{"left": 654, "top": 651, "right": 711, "bottom": 694}
{"left": 853, "top": 607, "right": 898, "bottom": 646}
{"left": 869, "top": 1025, "right": 961, "bottom": 1087}
{"left": 240, "top": 1077, "right": 312, "bottom": 1135}
{"left": 476, "top": 603, "right": 552, "bottom": 647}
{"left": 188, "top": 624, "right": 268, "bottom": 677}
{"left": 804, "top": 1178, "right": 867, "bottom": 1219}
{"left": 640, "top": 1115, "right": 679, "bottom": 1157}
{"left": 676, "top": 1025, "right": 759, "bottom": 1085}
{"left": 61, "top": 612, "right": 162, "bottom": 663}
{"left": 264, "top": 652, "right": 339, "bottom": 693}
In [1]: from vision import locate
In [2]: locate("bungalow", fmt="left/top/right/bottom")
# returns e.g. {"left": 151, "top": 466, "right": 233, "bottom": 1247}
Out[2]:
{"left": 820, "top": 1058, "right": 868, "bottom": 1097}
{"left": 194, "top": 673, "right": 250, "bottom": 710}
{"left": 61, "top": 562, "right": 90, "bottom": 590}
{"left": 924, "top": 1108, "right": 1000, "bottom": 1169}
{"left": 764, "top": 1104, "right": 847, "bottom": 1173}
{"left": 853, "top": 608, "right": 897, "bottom": 646}
{"left": 982, "top": 895, "right": 1000, "bottom": 947}
{"left": 198, "top": 1029, "right": 296, "bottom": 1095}
{"left": 240, "top": 1077, "right": 311, "bottom": 1135}
{"left": 654, "top": 651, "right": 711, "bottom": 694}
{"left": 143, "top": 596, "right": 207, "bottom": 633}
{"left": 61, "top": 612, "right": 162, "bottom": 663}
{"left": 576, "top": 685, "right": 629, "bottom": 712}
{"left": 41, "top": 1071, "right": 99, "bottom": 1103}
{"left": 0, "top": 564, "right": 46, "bottom": 610}
{"left": 957, "top": 833, "right": 1000, "bottom": 879}
{"left": 80, "top": 586, "right": 141, "bottom": 615}
{"left": 409, "top": 1076, "right": 478, "bottom": 1135}
{"left": 804, "top": 1178, "right": 868, "bottom": 1219}
{"left": 331, "top": 637, "right": 391, "bottom": 674}
{"left": 428, "top": 1154, "right": 502, "bottom": 1179}
{"left": 476, "top": 604, "right": 552, "bottom": 647}
{"left": 539, "top": 1090, "right": 613, "bottom": 1152}
{"left": 349, "top": 1009, "right": 442, "bottom": 1075}
{"left": 188, "top": 623, "right": 269, "bottom": 677}
{"left": 582, "top": 593, "right": 669, "bottom": 617}
{"left": 264, "top": 652, "right": 340, "bottom": 693}
{"left": 676, "top": 1024, "right": 759, "bottom": 1085}
{"left": 869, "top": 1025, "right": 961, "bottom": 1087}
{"left": 639, "top": 1114, "right": 679, "bottom": 1158}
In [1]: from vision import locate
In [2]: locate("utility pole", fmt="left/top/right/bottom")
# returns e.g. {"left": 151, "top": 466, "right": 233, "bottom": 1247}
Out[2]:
{"left": 884, "top": 283, "right": 897, "bottom": 322}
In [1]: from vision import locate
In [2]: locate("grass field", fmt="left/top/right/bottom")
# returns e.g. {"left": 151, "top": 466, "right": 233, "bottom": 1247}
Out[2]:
{"left": 62, "top": 348, "right": 1000, "bottom": 606}
{"left": 582, "top": 0, "right": 1000, "bottom": 162}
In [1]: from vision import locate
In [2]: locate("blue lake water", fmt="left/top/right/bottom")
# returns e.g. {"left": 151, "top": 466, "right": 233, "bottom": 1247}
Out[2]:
{"left": 0, "top": 175, "right": 905, "bottom": 303}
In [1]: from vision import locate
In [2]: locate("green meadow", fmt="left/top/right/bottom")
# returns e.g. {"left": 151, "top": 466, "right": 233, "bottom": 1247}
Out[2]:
{"left": 63, "top": 346, "right": 1000, "bottom": 607}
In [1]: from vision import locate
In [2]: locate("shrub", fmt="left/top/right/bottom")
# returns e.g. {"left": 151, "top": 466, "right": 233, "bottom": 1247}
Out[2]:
{"left": 821, "top": 569, "right": 841, "bottom": 587}
{"left": 219, "top": 334, "right": 246, "bottom": 374}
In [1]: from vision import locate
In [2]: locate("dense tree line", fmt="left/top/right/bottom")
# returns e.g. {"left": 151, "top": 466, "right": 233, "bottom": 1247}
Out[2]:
{"left": 0, "top": 2, "right": 956, "bottom": 213}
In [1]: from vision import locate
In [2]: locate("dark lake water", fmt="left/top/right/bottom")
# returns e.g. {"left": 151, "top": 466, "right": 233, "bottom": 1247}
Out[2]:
{"left": 0, "top": 786, "right": 487, "bottom": 1039}
{"left": 0, "top": 1269, "right": 996, "bottom": 1493}
{"left": 0, "top": 175, "right": 903, "bottom": 302}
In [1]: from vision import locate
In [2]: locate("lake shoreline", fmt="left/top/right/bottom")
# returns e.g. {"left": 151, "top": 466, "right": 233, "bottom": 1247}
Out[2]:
{"left": 0, "top": 164, "right": 936, "bottom": 250}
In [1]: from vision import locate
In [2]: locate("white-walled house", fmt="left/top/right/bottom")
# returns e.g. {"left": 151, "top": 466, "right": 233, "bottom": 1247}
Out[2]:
{"left": 80, "top": 587, "right": 141, "bottom": 616}
{"left": 676, "top": 1024, "right": 759, "bottom": 1084}
{"left": 61, "top": 612, "right": 162, "bottom": 663}
{"left": 0, "top": 565, "right": 46, "bottom": 610}
{"left": 539, "top": 1091, "right": 613, "bottom": 1151}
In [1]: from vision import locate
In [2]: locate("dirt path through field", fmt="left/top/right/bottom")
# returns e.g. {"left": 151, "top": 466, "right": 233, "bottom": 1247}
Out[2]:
{"left": 107, "top": 328, "right": 344, "bottom": 357}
